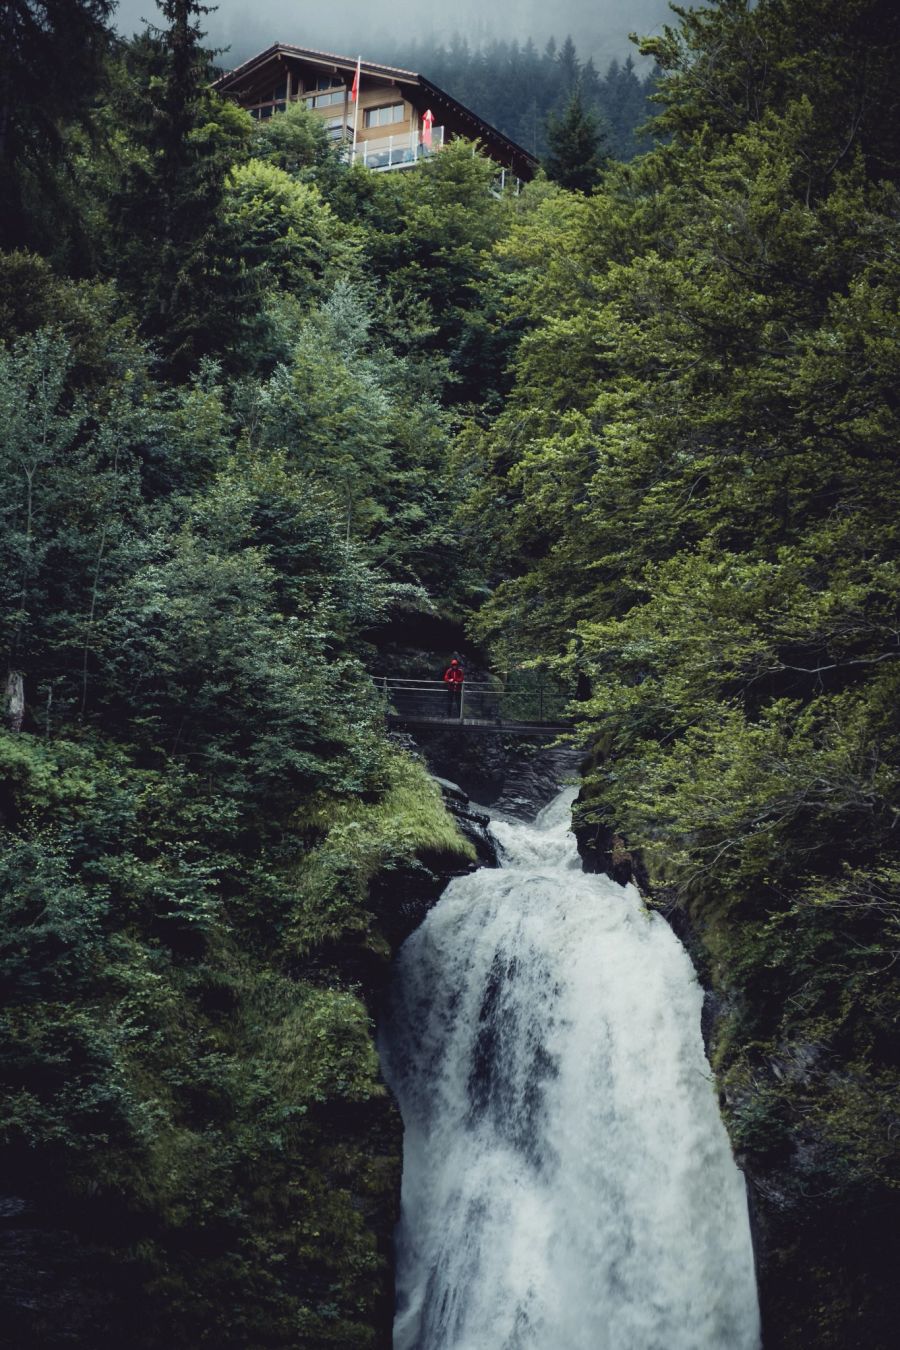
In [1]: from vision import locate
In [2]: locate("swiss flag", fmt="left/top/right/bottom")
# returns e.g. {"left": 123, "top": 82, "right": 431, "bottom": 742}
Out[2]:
{"left": 351, "top": 57, "right": 361, "bottom": 102}
{"left": 422, "top": 108, "right": 434, "bottom": 147}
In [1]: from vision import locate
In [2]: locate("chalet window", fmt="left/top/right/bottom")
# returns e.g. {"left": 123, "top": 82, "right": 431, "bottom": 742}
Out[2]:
{"left": 306, "top": 88, "right": 345, "bottom": 108}
{"left": 364, "top": 103, "right": 405, "bottom": 128}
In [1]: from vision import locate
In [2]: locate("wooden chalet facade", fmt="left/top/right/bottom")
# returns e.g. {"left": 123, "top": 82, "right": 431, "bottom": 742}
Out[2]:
{"left": 213, "top": 44, "right": 538, "bottom": 183}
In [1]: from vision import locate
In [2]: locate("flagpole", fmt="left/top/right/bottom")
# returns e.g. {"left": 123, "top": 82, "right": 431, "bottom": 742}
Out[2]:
{"left": 351, "top": 56, "right": 361, "bottom": 163}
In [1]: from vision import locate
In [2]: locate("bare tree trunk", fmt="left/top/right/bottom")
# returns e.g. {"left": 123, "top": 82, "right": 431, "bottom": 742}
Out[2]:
{"left": 6, "top": 670, "right": 25, "bottom": 732}
{"left": 0, "top": 2, "right": 15, "bottom": 172}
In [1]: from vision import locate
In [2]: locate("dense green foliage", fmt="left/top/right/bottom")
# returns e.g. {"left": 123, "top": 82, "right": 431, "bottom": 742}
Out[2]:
{"left": 0, "top": 0, "right": 116, "bottom": 252}
{"left": 462, "top": 1, "right": 900, "bottom": 1342}
{"left": 3, "top": 0, "right": 899, "bottom": 1345}
{"left": 0, "top": 726, "right": 470, "bottom": 1347}
{"left": 0, "top": 5, "right": 485, "bottom": 1345}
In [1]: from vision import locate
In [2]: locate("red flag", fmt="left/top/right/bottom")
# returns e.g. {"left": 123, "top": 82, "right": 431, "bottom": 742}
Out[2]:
{"left": 351, "top": 57, "right": 361, "bottom": 102}
{"left": 422, "top": 107, "right": 434, "bottom": 148}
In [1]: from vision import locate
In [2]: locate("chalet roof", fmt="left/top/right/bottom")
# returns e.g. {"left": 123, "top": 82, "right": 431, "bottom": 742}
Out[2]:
{"left": 213, "top": 42, "right": 539, "bottom": 181}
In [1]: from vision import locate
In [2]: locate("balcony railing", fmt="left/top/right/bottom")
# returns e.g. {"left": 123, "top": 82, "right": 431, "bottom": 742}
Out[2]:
{"left": 350, "top": 126, "right": 445, "bottom": 171}
{"left": 242, "top": 106, "right": 446, "bottom": 170}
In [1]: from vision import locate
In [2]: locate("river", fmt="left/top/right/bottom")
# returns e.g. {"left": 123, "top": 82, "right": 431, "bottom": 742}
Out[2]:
{"left": 379, "top": 789, "right": 761, "bottom": 1350}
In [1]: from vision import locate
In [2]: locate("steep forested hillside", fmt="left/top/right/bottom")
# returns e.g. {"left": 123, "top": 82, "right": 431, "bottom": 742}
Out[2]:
{"left": 0, "top": 3, "right": 502, "bottom": 1344}
{"left": 460, "top": 0, "right": 900, "bottom": 1343}
{"left": 1, "top": 1, "right": 898, "bottom": 1347}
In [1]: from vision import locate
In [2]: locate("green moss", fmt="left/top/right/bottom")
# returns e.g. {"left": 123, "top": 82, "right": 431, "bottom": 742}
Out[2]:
{"left": 287, "top": 749, "right": 474, "bottom": 956}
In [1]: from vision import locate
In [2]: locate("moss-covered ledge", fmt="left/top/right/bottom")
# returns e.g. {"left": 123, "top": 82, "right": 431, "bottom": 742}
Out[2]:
{"left": 286, "top": 749, "right": 477, "bottom": 970}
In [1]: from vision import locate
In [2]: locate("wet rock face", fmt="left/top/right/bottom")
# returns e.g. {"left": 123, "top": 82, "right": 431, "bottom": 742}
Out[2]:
{"left": 431, "top": 777, "right": 498, "bottom": 867}
{"left": 574, "top": 810, "right": 650, "bottom": 890}
{"left": 411, "top": 730, "right": 580, "bottom": 822}
{"left": 491, "top": 746, "right": 581, "bottom": 821}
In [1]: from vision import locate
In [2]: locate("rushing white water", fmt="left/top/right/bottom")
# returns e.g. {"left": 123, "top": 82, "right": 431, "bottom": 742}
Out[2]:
{"left": 380, "top": 790, "right": 761, "bottom": 1350}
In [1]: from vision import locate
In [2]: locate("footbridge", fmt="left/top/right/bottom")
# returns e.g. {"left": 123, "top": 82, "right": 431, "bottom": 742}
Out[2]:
{"left": 374, "top": 676, "right": 574, "bottom": 737}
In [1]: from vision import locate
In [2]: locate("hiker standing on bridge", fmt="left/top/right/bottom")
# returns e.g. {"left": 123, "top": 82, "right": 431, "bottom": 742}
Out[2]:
{"left": 443, "top": 658, "right": 465, "bottom": 718}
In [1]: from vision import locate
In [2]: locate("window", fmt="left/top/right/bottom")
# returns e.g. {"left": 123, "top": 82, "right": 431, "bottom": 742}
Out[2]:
{"left": 364, "top": 103, "right": 405, "bottom": 128}
{"left": 305, "top": 89, "right": 345, "bottom": 108}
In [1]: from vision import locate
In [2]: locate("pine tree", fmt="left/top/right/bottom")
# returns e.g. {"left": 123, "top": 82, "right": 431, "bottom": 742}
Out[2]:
{"left": 544, "top": 86, "right": 608, "bottom": 193}
{"left": 0, "top": 0, "right": 115, "bottom": 249}
{"left": 113, "top": 0, "right": 251, "bottom": 375}
{"left": 557, "top": 35, "right": 580, "bottom": 93}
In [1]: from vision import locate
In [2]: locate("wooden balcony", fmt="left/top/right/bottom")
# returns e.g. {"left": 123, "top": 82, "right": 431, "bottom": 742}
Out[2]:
{"left": 350, "top": 126, "right": 445, "bottom": 171}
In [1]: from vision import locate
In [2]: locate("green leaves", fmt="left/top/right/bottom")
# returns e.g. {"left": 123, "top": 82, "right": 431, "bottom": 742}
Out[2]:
{"left": 460, "top": 9, "right": 900, "bottom": 1335}
{"left": 223, "top": 159, "right": 359, "bottom": 299}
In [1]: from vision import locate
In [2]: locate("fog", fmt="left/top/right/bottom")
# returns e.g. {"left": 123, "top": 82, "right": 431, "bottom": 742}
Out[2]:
{"left": 112, "top": 0, "right": 675, "bottom": 67}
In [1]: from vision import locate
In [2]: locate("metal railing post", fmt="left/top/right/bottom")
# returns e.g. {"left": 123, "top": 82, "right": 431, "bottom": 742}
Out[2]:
{"left": 459, "top": 683, "right": 465, "bottom": 721}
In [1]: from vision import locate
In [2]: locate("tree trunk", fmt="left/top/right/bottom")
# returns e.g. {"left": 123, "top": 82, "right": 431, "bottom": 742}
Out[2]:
{"left": 5, "top": 670, "right": 24, "bottom": 732}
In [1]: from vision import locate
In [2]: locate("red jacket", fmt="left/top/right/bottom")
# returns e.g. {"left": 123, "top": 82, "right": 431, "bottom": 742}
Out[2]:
{"left": 443, "top": 664, "right": 464, "bottom": 685}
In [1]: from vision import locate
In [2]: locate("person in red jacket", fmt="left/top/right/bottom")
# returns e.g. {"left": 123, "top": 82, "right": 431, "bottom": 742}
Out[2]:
{"left": 443, "top": 658, "right": 464, "bottom": 717}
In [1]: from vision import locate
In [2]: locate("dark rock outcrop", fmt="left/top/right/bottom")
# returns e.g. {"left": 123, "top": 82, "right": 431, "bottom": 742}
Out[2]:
{"left": 431, "top": 775, "right": 498, "bottom": 867}
{"left": 491, "top": 746, "right": 581, "bottom": 820}
{"left": 411, "top": 729, "right": 580, "bottom": 822}
{"left": 575, "top": 812, "right": 650, "bottom": 890}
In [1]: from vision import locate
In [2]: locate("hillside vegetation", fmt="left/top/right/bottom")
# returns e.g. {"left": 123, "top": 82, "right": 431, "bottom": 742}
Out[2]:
{"left": 1, "top": 1, "right": 898, "bottom": 1347}
{"left": 462, "top": 1, "right": 900, "bottom": 1342}
{"left": 1, "top": 3, "right": 487, "bottom": 1343}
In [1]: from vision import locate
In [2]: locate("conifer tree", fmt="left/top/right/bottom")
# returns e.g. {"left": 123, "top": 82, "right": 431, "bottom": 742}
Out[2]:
{"left": 557, "top": 35, "right": 580, "bottom": 92}
{"left": 544, "top": 86, "right": 608, "bottom": 193}
{"left": 113, "top": 0, "right": 251, "bottom": 375}
{"left": 0, "top": 0, "right": 115, "bottom": 249}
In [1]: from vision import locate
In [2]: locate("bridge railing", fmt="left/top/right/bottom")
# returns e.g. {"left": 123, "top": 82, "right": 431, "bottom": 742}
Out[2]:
{"left": 372, "top": 676, "right": 571, "bottom": 725}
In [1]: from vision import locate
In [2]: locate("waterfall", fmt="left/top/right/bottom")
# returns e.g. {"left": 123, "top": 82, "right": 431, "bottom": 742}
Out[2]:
{"left": 379, "top": 790, "right": 761, "bottom": 1350}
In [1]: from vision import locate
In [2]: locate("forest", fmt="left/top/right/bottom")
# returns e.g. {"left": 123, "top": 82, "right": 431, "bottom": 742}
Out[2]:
{"left": 381, "top": 34, "right": 658, "bottom": 161}
{"left": 0, "top": 0, "right": 898, "bottom": 1347}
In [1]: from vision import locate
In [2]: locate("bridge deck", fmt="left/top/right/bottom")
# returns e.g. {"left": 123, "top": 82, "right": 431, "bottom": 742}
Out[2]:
{"left": 387, "top": 713, "right": 574, "bottom": 737}
{"left": 376, "top": 674, "right": 573, "bottom": 737}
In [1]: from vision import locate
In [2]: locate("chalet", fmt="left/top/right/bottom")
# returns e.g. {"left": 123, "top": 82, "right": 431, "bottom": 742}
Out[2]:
{"left": 213, "top": 44, "right": 538, "bottom": 184}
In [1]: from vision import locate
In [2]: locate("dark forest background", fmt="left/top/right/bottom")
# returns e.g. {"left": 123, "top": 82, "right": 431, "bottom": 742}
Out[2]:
{"left": 381, "top": 35, "right": 657, "bottom": 159}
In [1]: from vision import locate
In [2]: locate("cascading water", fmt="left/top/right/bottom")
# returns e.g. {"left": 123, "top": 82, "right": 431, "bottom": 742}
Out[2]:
{"left": 380, "top": 790, "right": 761, "bottom": 1350}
